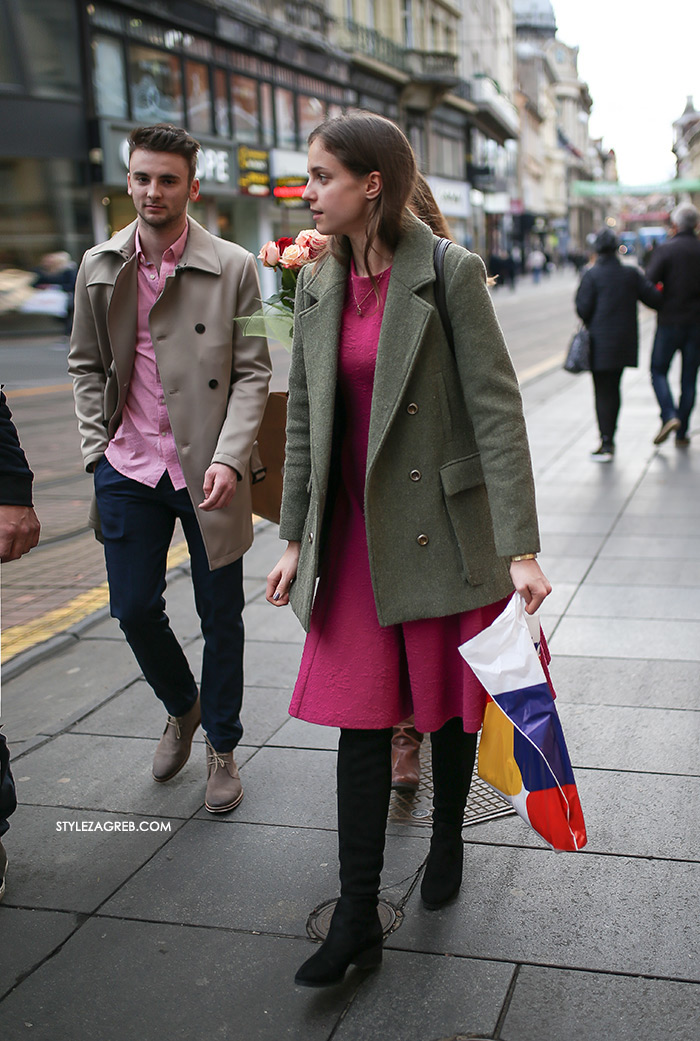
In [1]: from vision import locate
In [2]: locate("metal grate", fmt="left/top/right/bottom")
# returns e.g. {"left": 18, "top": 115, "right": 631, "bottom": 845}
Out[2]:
{"left": 306, "top": 898, "right": 401, "bottom": 942}
{"left": 388, "top": 735, "right": 515, "bottom": 828}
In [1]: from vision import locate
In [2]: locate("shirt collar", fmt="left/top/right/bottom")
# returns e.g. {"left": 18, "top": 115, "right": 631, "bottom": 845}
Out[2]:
{"left": 134, "top": 222, "right": 189, "bottom": 266}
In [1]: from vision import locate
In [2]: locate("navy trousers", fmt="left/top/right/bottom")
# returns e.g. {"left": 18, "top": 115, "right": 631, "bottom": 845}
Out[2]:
{"left": 94, "top": 458, "right": 245, "bottom": 752}
{"left": 650, "top": 322, "right": 700, "bottom": 437}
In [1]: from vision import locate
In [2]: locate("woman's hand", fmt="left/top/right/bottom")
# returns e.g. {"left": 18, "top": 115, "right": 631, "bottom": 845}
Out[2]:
{"left": 509, "top": 558, "right": 552, "bottom": 614}
{"left": 266, "top": 541, "right": 301, "bottom": 606}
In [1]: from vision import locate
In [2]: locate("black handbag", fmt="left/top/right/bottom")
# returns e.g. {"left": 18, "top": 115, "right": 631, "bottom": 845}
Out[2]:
{"left": 564, "top": 325, "right": 591, "bottom": 373}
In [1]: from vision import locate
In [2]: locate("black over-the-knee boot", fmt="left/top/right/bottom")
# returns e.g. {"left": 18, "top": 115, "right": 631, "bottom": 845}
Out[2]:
{"left": 295, "top": 727, "right": 392, "bottom": 987}
{"left": 421, "top": 717, "right": 477, "bottom": 910}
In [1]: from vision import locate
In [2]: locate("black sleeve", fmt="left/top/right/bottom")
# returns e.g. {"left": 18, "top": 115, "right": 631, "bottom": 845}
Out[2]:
{"left": 637, "top": 269, "right": 663, "bottom": 310}
{"left": 0, "top": 389, "right": 34, "bottom": 506}
{"left": 645, "top": 249, "right": 664, "bottom": 283}
{"left": 575, "top": 270, "right": 596, "bottom": 325}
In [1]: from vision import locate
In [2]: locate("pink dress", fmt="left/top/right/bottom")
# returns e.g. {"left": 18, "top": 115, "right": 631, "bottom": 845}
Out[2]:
{"left": 289, "top": 264, "right": 509, "bottom": 734}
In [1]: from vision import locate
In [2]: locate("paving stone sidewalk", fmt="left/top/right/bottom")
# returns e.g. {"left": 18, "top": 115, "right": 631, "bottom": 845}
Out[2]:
{"left": 0, "top": 353, "right": 699, "bottom": 1040}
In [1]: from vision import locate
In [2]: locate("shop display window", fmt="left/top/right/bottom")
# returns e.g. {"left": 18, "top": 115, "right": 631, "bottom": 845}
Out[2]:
{"left": 13, "top": 0, "right": 81, "bottom": 97}
{"left": 92, "top": 34, "right": 128, "bottom": 118}
{"left": 185, "top": 59, "right": 212, "bottom": 135}
{"left": 275, "top": 87, "right": 296, "bottom": 149}
{"left": 298, "top": 95, "right": 326, "bottom": 142}
{"left": 129, "top": 44, "right": 184, "bottom": 124}
{"left": 260, "top": 81, "right": 274, "bottom": 147}
{"left": 213, "top": 68, "right": 230, "bottom": 137}
{"left": 232, "top": 74, "right": 259, "bottom": 144}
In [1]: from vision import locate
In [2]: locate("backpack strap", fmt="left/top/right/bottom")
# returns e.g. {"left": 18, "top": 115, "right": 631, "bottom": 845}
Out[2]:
{"left": 433, "top": 236, "right": 455, "bottom": 355}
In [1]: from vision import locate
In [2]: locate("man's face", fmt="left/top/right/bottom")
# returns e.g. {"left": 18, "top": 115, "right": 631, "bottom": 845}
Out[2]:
{"left": 127, "top": 148, "right": 199, "bottom": 230}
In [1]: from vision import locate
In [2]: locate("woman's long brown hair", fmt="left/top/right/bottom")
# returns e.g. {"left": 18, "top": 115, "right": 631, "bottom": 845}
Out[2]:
{"left": 308, "top": 112, "right": 417, "bottom": 292}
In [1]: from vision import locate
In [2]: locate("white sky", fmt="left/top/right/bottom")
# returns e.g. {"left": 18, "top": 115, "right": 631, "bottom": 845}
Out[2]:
{"left": 552, "top": 0, "right": 699, "bottom": 185}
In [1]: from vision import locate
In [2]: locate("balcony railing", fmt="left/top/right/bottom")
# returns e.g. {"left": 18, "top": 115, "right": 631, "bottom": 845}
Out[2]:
{"left": 405, "top": 50, "right": 459, "bottom": 85}
{"left": 334, "top": 19, "right": 408, "bottom": 72}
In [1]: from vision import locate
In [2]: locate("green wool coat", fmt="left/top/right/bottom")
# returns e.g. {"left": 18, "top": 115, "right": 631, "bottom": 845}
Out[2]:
{"left": 279, "top": 214, "right": 541, "bottom": 631}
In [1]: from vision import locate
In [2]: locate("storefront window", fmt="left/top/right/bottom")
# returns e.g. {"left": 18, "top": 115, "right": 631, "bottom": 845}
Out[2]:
{"left": 129, "top": 45, "right": 184, "bottom": 124}
{"left": 92, "top": 34, "right": 128, "bottom": 118}
{"left": 298, "top": 95, "right": 325, "bottom": 142}
{"left": 0, "top": 4, "right": 20, "bottom": 87}
{"left": 260, "top": 82, "right": 274, "bottom": 147}
{"left": 232, "top": 74, "right": 259, "bottom": 144}
{"left": 0, "top": 157, "right": 91, "bottom": 269}
{"left": 185, "top": 59, "right": 211, "bottom": 135}
{"left": 213, "top": 68, "right": 230, "bottom": 137}
{"left": 13, "top": 0, "right": 81, "bottom": 97}
{"left": 275, "top": 87, "right": 296, "bottom": 149}
{"left": 431, "top": 132, "right": 463, "bottom": 179}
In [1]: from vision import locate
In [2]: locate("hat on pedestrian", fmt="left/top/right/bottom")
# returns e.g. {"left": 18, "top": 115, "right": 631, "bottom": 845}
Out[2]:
{"left": 593, "top": 228, "right": 619, "bottom": 254}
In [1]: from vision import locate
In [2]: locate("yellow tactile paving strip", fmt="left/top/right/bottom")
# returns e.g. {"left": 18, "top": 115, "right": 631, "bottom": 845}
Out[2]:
{"left": 1, "top": 540, "right": 191, "bottom": 664}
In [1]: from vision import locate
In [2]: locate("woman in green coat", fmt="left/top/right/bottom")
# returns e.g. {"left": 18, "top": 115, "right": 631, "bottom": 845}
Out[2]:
{"left": 267, "top": 112, "right": 551, "bottom": 988}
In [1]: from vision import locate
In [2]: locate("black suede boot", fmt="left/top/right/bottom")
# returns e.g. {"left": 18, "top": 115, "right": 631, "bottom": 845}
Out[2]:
{"left": 421, "top": 718, "right": 477, "bottom": 910}
{"left": 295, "top": 728, "right": 392, "bottom": 987}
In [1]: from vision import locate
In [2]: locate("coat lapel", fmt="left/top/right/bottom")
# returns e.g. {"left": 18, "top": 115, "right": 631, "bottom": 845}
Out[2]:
{"left": 366, "top": 217, "right": 436, "bottom": 476}
{"left": 296, "top": 256, "right": 347, "bottom": 489}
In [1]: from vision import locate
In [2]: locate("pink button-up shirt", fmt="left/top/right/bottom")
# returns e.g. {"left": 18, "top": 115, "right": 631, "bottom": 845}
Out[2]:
{"left": 105, "top": 226, "right": 188, "bottom": 489}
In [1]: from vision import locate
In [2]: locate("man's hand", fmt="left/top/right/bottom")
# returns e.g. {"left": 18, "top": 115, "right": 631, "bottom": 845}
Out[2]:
{"left": 0, "top": 505, "right": 41, "bottom": 562}
{"left": 198, "top": 463, "right": 238, "bottom": 511}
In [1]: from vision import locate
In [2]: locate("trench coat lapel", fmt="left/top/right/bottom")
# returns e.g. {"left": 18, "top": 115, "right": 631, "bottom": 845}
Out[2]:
{"left": 366, "top": 217, "right": 436, "bottom": 476}
{"left": 95, "top": 221, "right": 138, "bottom": 410}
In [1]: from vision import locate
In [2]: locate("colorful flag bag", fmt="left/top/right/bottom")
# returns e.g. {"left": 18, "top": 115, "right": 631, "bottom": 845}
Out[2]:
{"left": 459, "top": 594, "right": 587, "bottom": 852}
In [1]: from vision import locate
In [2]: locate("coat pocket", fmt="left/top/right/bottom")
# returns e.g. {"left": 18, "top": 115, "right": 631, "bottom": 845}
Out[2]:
{"left": 439, "top": 454, "right": 493, "bottom": 586}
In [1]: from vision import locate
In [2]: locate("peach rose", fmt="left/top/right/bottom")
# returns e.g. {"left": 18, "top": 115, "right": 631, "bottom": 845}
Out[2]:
{"left": 280, "top": 243, "right": 311, "bottom": 269}
{"left": 295, "top": 229, "right": 327, "bottom": 258}
{"left": 258, "top": 241, "right": 280, "bottom": 267}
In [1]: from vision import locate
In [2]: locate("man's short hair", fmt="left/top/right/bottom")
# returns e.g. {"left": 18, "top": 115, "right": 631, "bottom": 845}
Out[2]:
{"left": 671, "top": 202, "right": 699, "bottom": 232}
{"left": 128, "top": 124, "right": 200, "bottom": 183}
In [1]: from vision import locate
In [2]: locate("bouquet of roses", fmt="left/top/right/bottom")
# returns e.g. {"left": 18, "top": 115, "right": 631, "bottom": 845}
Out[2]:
{"left": 236, "top": 229, "right": 328, "bottom": 350}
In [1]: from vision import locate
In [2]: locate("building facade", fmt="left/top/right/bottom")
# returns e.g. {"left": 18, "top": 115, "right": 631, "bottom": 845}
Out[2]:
{"left": 513, "top": 0, "right": 609, "bottom": 257}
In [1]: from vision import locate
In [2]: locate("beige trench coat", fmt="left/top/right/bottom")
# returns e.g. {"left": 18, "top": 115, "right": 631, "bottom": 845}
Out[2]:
{"left": 279, "top": 214, "right": 541, "bottom": 630}
{"left": 69, "top": 217, "right": 271, "bottom": 569}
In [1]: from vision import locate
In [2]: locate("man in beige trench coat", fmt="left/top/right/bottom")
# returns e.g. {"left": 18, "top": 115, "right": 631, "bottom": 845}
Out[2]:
{"left": 69, "top": 124, "right": 271, "bottom": 813}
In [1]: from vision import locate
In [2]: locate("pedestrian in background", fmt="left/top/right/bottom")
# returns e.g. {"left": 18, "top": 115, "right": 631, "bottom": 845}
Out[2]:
{"left": 527, "top": 247, "right": 545, "bottom": 283}
{"left": 0, "top": 388, "right": 42, "bottom": 901}
{"left": 646, "top": 203, "right": 700, "bottom": 446}
{"left": 575, "top": 228, "right": 662, "bottom": 461}
{"left": 69, "top": 124, "right": 271, "bottom": 813}
{"left": 266, "top": 112, "right": 551, "bottom": 988}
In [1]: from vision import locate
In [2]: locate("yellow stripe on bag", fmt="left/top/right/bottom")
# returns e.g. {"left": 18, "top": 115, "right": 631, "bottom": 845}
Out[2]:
{"left": 477, "top": 700, "right": 523, "bottom": 796}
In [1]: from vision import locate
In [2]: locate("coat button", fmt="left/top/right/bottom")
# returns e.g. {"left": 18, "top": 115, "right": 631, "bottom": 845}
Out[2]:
{"left": 308, "top": 532, "right": 314, "bottom": 544}
{"left": 410, "top": 469, "right": 421, "bottom": 481}
{"left": 208, "top": 379, "right": 218, "bottom": 389}
{"left": 407, "top": 402, "right": 418, "bottom": 415}
{"left": 416, "top": 534, "right": 429, "bottom": 546}
{"left": 195, "top": 323, "right": 205, "bottom": 333}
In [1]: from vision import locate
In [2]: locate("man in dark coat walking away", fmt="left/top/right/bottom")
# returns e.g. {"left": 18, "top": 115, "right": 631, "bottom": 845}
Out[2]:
{"left": 576, "top": 228, "right": 662, "bottom": 461}
{"left": 646, "top": 203, "right": 700, "bottom": 446}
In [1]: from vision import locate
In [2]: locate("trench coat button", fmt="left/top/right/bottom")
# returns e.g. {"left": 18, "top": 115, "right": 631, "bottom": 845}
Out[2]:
{"left": 308, "top": 532, "right": 314, "bottom": 544}
{"left": 208, "top": 379, "right": 218, "bottom": 389}
{"left": 195, "top": 323, "right": 205, "bottom": 333}
{"left": 407, "top": 402, "right": 418, "bottom": 415}
{"left": 416, "top": 533, "right": 429, "bottom": 546}
{"left": 410, "top": 469, "right": 421, "bottom": 481}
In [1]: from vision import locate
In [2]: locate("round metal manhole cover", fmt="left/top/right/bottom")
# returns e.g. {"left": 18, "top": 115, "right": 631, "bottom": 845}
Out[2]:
{"left": 306, "top": 898, "right": 401, "bottom": 941}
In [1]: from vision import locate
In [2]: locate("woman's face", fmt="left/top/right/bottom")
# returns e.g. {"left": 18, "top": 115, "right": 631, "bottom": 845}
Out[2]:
{"left": 302, "top": 138, "right": 379, "bottom": 240}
